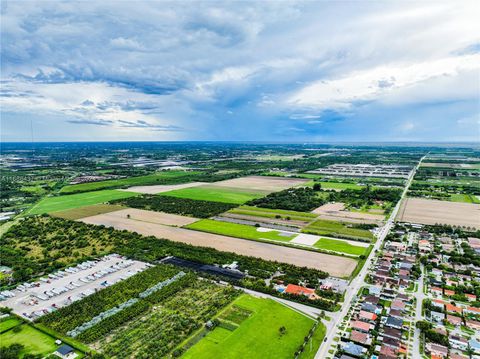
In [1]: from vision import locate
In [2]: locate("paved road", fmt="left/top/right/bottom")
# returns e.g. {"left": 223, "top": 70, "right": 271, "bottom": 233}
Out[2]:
{"left": 412, "top": 264, "right": 425, "bottom": 357}
{"left": 314, "top": 157, "right": 424, "bottom": 358}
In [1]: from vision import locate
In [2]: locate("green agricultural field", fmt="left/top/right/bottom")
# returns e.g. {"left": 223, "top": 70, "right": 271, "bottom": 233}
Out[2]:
{"left": 449, "top": 193, "right": 480, "bottom": 204}
{"left": 0, "top": 324, "right": 58, "bottom": 357}
{"left": 303, "top": 219, "right": 374, "bottom": 240}
{"left": 185, "top": 219, "right": 296, "bottom": 242}
{"left": 28, "top": 190, "right": 138, "bottom": 215}
{"left": 181, "top": 294, "right": 323, "bottom": 359}
{"left": 50, "top": 204, "right": 126, "bottom": 220}
{"left": 162, "top": 186, "right": 265, "bottom": 204}
{"left": 60, "top": 170, "right": 199, "bottom": 194}
{"left": 0, "top": 317, "right": 21, "bottom": 333}
{"left": 228, "top": 206, "right": 317, "bottom": 221}
{"left": 313, "top": 238, "right": 370, "bottom": 256}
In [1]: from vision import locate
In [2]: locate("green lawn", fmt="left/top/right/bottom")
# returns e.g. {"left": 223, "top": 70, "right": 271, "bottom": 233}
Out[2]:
{"left": 313, "top": 237, "right": 370, "bottom": 256}
{"left": 0, "top": 317, "right": 21, "bottom": 333}
{"left": 185, "top": 219, "right": 296, "bottom": 242}
{"left": 28, "top": 190, "right": 138, "bottom": 215}
{"left": 181, "top": 294, "right": 322, "bottom": 359}
{"left": 228, "top": 206, "right": 317, "bottom": 221}
{"left": 162, "top": 186, "right": 265, "bottom": 204}
{"left": 0, "top": 324, "right": 57, "bottom": 357}
{"left": 60, "top": 170, "right": 199, "bottom": 194}
{"left": 303, "top": 219, "right": 374, "bottom": 240}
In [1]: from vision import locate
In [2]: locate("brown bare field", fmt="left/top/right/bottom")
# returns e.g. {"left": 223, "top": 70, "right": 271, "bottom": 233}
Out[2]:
{"left": 50, "top": 204, "right": 126, "bottom": 220}
{"left": 221, "top": 212, "right": 308, "bottom": 227}
{"left": 397, "top": 198, "right": 480, "bottom": 229}
{"left": 421, "top": 162, "right": 479, "bottom": 169}
{"left": 80, "top": 209, "right": 357, "bottom": 277}
{"left": 83, "top": 208, "right": 198, "bottom": 227}
{"left": 312, "top": 203, "right": 384, "bottom": 225}
{"left": 211, "top": 175, "right": 309, "bottom": 192}
{"left": 119, "top": 182, "right": 206, "bottom": 194}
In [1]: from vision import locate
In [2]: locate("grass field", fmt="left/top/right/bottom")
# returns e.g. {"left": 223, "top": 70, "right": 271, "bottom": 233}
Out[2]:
{"left": 0, "top": 317, "right": 21, "bottom": 333}
{"left": 449, "top": 193, "right": 480, "bottom": 204}
{"left": 162, "top": 186, "right": 265, "bottom": 204}
{"left": 228, "top": 206, "right": 317, "bottom": 221}
{"left": 303, "top": 219, "right": 374, "bottom": 240}
{"left": 50, "top": 204, "right": 126, "bottom": 219}
{"left": 185, "top": 219, "right": 296, "bottom": 242}
{"left": 60, "top": 170, "right": 199, "bottom": 194}
{"left": 181, "top": 294, "right": 322, "bottom": 359}
{"left": 0, "top": 324, "right": 58, "bottom": 357}
{"left": 28, "top": 190, "right": 138, "bottom": 215}
{"left": 313, "top": 238, "right": 370, "bottom": 256}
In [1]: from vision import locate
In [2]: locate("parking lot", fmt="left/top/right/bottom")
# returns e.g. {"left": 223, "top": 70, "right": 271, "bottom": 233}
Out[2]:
{"left": 1, "top": 254, "right": 150, "bottom": 319}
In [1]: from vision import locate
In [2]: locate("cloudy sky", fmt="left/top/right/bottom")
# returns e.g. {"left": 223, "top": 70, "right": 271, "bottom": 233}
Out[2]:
{"left": 1, "top": 0, "right": 479, "bottom": 142}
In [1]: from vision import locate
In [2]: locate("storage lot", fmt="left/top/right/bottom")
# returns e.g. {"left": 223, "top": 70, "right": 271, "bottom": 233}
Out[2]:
{"left": 397, "top": 197, "right": 480, "bottom": 229}
{"left": 1, "top": 254, "right": 150, "bottom": 319}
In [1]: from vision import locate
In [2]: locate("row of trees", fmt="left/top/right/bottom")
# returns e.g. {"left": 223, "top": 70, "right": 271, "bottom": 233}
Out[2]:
{"left": 111, "top": 194, "right": 237, "bottom": 218}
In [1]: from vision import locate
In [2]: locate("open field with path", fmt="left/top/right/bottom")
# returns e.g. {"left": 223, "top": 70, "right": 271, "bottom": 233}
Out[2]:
{"left": 212, "top": 175, "right": 308, "bottom": 192}
{"left": 397, "top": 197, "right": 480, "bottom": 229}
{"left": 181, "top": 294, "right": 323, "bottom": 359}
{"left": 28, "top": 190, "right": 139, "bottom": 215}
{"left": 312, "top": 202, "right": 384, "bottom": 225}
{"left": 80, "top": 209, "right": 357, "bottom": 277}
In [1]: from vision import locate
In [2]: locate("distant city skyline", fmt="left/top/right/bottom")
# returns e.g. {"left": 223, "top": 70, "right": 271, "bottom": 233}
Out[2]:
{"left": 1, "top": 1, "right": 479, "bottom": 142}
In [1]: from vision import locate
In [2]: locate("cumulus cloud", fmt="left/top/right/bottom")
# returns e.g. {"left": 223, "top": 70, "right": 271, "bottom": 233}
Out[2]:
{"left": 1, "top": 0, "right": 479, "bottom": 141}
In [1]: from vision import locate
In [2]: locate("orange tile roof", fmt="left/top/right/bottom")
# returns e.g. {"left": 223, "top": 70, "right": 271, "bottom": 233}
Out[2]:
{"left": 446, "top": 304, "right": 462, "bottom": 313}
{"left": 352, "top": 320, "right": 373, "bottom": 332}
{"left": 444, "top": 289, "right": 455, "bottom": 296}
{"left": 285, "top": 284, "right": 315, "bottom": 296}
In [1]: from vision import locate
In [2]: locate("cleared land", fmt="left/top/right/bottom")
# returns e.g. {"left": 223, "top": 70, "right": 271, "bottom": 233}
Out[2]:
{"left": 312, "top": 202, "right": 384, "bottom": 225}
{"left": 398, "top": 197, "right": 480, "bottom": 229}
{"left": 161, "top": 185, "right": 265, "bottom": 204}
{"left": 80, "top": 210, "right": 357, "bottom": 277}
{"left": 212, "top": 175, "right": 309, "bottom": 192}
{"left": 28, "top": 190, "right": 138, "bottom": 215}
{"left": 181, "top": 294, "right": 322, "bottom": 359}
{"left": 120, "top": 181, "right": 206, "bottom": 194}
{"left": 50, "top": 204, "right": 125, "bottom": 220}
{"left": 303, "top": 219, "right": 374, "bottom": 241}
{"left": 60, "top": 170, "right": 199, "bottom": 193}
{"left": 101, "top": 207, "right": 198, "bottom": 227}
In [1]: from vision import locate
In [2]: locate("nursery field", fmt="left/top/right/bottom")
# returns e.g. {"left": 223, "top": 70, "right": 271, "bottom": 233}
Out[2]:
{"left": 162, "top": 185, "right": 266, "bottom": 204}
{"left": 28, "top": 190, "right": 138, "bottom": 215}
{"left": 185, "top": 219, "right": 296, "bottom": 242}
{"left": 181, "top": 294, "right": 323, "bottom": 359}
{"left": 95, "top": 279, "right": 239, "bottom": 358}
{"left": 227, "top": 206, "right": 317, "bottom": 222}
